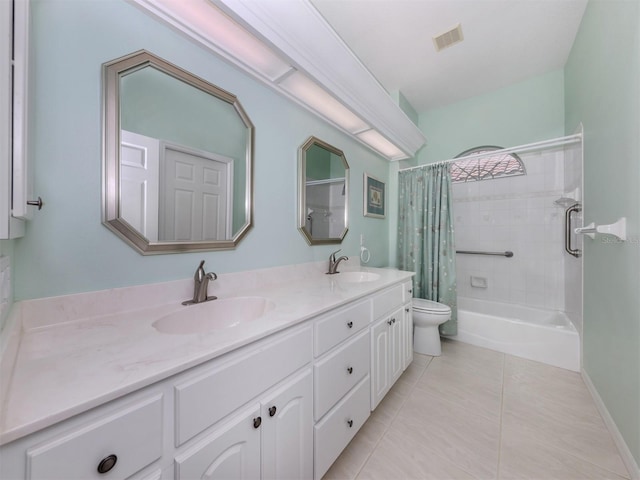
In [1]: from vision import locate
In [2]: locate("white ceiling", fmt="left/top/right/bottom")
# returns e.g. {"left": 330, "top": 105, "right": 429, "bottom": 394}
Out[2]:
{"left": 310, "top": 0, "right": 588, "bottom": 114}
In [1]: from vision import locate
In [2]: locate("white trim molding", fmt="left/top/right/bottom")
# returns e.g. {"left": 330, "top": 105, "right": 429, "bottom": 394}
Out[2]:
{"left": 127, "top": 0, "right": 426, "bottom": 161}
{"left": 582, "top": 368, "right": 640, "bottom": 479}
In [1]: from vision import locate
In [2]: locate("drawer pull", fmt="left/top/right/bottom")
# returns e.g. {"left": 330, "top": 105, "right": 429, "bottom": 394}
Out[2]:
{"left": 347, "top": 321, "right": 353, "bottom": 329}
{"left": 253, "top": 416, "right": 262, "bottom": 429}
{"left": 347, "top": 367, "right": 353, "bottom": 375}
{"left": 269, "top": 406, "right": 277, "bottom": 417}
{"left": 97, "top": 454, "right": 118, "bottom": 474}
{"left": 347, "top": 419, "right": 353, "bottom": 428}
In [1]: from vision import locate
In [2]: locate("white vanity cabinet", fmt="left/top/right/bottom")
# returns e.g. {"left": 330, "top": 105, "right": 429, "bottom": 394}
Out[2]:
{"left": 312, "top": 299, "right": 372, "bottom": 480}
{"left": 371, "top": 282, "right": 413, "bottom": 409}
{"left": 0, "top": 388, "right": 167, "bottom": 480}
{"left": 173, "top": 325, "right": 313, "bottom": 479}
{"left": 402, "top": 281, "right": 414, "bottom": 370}
{"left": 0, "top": 274, "right": 415, "bottom": 480}
{"left": 175, "top": 368, "right": 312, "bottom": 480}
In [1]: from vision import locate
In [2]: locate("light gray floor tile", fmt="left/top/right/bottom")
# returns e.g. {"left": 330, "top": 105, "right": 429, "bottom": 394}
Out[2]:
{"left": 415, "top": 356, "right": 503, "bottom": 422}
{"left": 499, "top": 426, "right": 629, "bottom": 480}
{"left": 357, "top": 428, "right": 476, "bottom": 480}
{"left": 394, "top": 388, "right": 501, "bottom": 479}
{"left": 398, "top": 358, "right": 430, "bottom": 386}
{"left": 502, "top": 356, "right": 629, "bottom": 477}
{"left": 321, "top": 341, "right": 630, "bottom": 480}
{"left": 322, "top": 419, "right": 387, "bottom": 480}
{"left": 369, "top": 388, "right": 406, "bottom": 426}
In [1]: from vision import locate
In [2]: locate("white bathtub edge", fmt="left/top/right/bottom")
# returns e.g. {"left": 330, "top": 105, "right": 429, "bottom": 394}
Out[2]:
{"left": 454, "top": 304, "right": 581, "bottom": 372}
{"left": 582, "top": 368, "right": 639, "bottom": 480}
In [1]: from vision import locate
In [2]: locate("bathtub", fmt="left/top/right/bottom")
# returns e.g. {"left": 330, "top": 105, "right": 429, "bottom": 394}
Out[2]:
{"left": 452, "top": 297, "right": 580, "bottom": 371}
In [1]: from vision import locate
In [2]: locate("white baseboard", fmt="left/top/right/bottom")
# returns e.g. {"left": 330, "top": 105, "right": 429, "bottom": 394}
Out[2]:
{"left": 582, "top": 368, "right": 640, "bottom": 479}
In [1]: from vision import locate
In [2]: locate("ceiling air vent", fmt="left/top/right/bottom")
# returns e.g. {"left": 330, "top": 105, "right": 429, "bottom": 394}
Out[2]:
{"left": 433, "top": 23, "right": 464, "bottom": 52}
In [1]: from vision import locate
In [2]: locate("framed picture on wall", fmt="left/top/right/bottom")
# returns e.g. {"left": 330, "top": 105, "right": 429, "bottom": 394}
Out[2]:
{"left": 363, "top": 173, "right": 385, "bottom": 218}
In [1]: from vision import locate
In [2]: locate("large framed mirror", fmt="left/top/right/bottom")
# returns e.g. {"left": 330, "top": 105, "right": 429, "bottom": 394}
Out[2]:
{"left": 298, "top": 137, "right": 349, "bottom": 245}
{"left": 102, "top": 50, "right": 254, "bottom": 254}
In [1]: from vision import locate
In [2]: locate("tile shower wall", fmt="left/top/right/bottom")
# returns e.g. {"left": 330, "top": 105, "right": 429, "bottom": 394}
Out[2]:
{"left": 452, "top": 149, "right": 566, "bottom": 310}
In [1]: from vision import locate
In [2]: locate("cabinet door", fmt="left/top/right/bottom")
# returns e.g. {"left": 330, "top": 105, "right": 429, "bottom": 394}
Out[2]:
{"left": 261, "top": 369, "right": 313, "bottom": 480}
{"left": 371, "top": 317, "right": 390, "bottom": 409}
{"left": 402, "top": 305, "right": 413, "bottom": 370}
{"left": 175, "top": 404, "right": 261, "bottom": 480}
{"left": 388, "top": 307, "right": 404, "bottom": 384}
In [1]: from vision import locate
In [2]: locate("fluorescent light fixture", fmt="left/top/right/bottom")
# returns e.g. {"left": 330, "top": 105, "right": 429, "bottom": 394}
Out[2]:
{"left": 278, "top": 71, "right": 370, "bottom": 133}
{"left": 132, "top": 0, "right": 419, "bottom": 160}
{"left": 357, "top": 129, "right": 406, "bottom": 160}
{"left": 154, "top": 0, "right": 291, "bottom": 81}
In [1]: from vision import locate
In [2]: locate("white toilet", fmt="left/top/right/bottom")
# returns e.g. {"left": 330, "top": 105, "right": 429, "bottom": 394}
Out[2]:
{"left": 412, "top": 298, "right": 452, "bottom": 356}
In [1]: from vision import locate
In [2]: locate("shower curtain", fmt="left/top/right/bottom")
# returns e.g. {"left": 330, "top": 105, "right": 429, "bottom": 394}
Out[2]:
{"left": 397, "top": 163, "right": 457, "bottom": 335}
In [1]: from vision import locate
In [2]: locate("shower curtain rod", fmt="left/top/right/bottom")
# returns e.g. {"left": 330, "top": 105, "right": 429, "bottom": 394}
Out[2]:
{"left": 398, "top": 133, "right": 583, "bottom": 173}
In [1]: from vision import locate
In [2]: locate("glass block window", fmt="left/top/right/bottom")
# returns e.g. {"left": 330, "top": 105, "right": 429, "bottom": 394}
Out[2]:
{"left": 450, "top": 146, "right": 526, "bottom": 183}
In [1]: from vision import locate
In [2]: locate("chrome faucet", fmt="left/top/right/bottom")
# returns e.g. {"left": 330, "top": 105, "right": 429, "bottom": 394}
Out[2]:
{"left": 182, "top": 260, "right": 218, "bottom": 305}
{"left": 327, "top": 249, "right": 348, "bottom": 274}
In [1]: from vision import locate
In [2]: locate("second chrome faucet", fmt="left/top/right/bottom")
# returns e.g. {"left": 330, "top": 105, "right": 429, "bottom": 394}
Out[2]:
{"left": 327, "top": 249, "right": 348, "bottom": 274}
{"left": 182, "top": 260, "right": 217, "bottom": 305}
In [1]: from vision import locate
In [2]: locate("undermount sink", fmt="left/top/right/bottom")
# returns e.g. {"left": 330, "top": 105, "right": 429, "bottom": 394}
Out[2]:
{"left": 153, "top": 297, "right": 275, "bottom": 334}
{"left": 335, "top": 272, "right": 381, "bottom": 283}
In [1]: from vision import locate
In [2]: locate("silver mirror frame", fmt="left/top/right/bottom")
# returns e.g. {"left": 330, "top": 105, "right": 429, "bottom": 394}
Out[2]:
{"left": 102, "top": 50, "right": 254, "bottom": 254}
{"left": 297, "top": 136, "right": 349, "bottom": 245}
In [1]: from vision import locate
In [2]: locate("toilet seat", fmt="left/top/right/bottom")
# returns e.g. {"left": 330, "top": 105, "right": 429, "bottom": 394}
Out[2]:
{"left": 413, "top": 298, "right": 451, "bottom": 315}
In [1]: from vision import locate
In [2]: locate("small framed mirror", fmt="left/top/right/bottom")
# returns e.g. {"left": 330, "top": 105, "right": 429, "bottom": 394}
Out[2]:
{"left": 298, "top": 137, "right": 349, "bottom": 245}
{"left": 102, "top": 50, "right": 254, "bottom": 254}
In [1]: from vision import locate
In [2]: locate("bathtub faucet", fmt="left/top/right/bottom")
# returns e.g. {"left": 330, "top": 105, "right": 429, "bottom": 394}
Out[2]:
{"left": 182, "top": 260, "right": 217, "bottom": 305}
{"left": 327, "top": 249, "right": 348, "bottom": 274}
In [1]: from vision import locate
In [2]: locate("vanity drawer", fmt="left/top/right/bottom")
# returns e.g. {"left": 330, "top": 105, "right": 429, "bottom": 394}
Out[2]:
{"left": 175, "top": 326, "right": 311, "bottom": 446}
{"left": 372, "top": 284, "right": 404, "bottom": 319}
{"left": 314, "top": 376, "right": 370, "bottom": 480}
{"left": 314, "top": 299, "right": 371, "bottom": 357}
{"left": 314, "top": 329, "right": 369, "bottom": 420}
{"left": 27, "top": 395, "right": 163, "bottom": 480}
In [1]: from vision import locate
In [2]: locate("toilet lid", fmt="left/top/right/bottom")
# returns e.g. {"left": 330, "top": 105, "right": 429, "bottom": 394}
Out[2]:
{"left": 412, "top": 298, "right": 451, "bottom": 314}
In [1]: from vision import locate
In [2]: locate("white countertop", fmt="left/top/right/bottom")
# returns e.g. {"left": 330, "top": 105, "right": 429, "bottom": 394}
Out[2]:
{"left": 0, "top": 264, "right": 413, "bottom": 445}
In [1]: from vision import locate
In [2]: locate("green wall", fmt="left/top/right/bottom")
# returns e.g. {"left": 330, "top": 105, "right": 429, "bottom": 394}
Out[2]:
{"left": 388, "top": 69, "right": 566, "bottom": 266}
{"left": 565, "top": 0, "right": 640, "bottom": 466}
{"left": 417, "top": 69, "right": 566, "bottom": 164}
{"left": 13, "top": 0, "right": 391, "bottom": 300}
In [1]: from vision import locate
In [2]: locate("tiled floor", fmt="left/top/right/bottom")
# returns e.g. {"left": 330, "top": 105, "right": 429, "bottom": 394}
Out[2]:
{"left": 323, "top": 339, "right": 630, "bottom": 480}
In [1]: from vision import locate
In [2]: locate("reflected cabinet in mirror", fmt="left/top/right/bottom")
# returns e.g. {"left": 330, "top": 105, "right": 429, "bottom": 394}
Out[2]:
{"left": 298, "top": 137, "right": 349, "bottom": 245}
{"left": 102, "top": 50, "right": 254, "bottom": 254}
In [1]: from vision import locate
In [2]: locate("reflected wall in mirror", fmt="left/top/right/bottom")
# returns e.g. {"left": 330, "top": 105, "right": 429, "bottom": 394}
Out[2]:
{"left": 298, "top": 137, "right": 349, "bottom": 245}
{"left": 103, "top": 50, "right": 254, "bottom": 254}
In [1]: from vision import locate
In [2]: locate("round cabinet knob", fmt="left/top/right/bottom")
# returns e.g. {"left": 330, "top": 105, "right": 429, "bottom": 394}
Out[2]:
{"left": 408, "top": 289, "right": 413, "bottom": 294}
{"left": 347, "top": 419, "right": 353, "bottom": 428}
{"left": 347, "top": 367, "right": 353, "bottom": 374}
{"left": 391, "top": 318, "right": 396, "bottom": 324}
{"left": 405, "top": 308, "right": 410, "bottom": 313}
{"left": 347, "top": 321, "right": 353, "bottom": 329}
{"left": 253, "top": 416, "right": 262, "bottom": 429}
{"left": 97, "top": 454, "right": 117, "bottom": 474}
{"left": 387, "top": 319, "right": 393, "bottom": 326}
{"left": 269, "top": 406, "right": 277, "bottom": 417}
